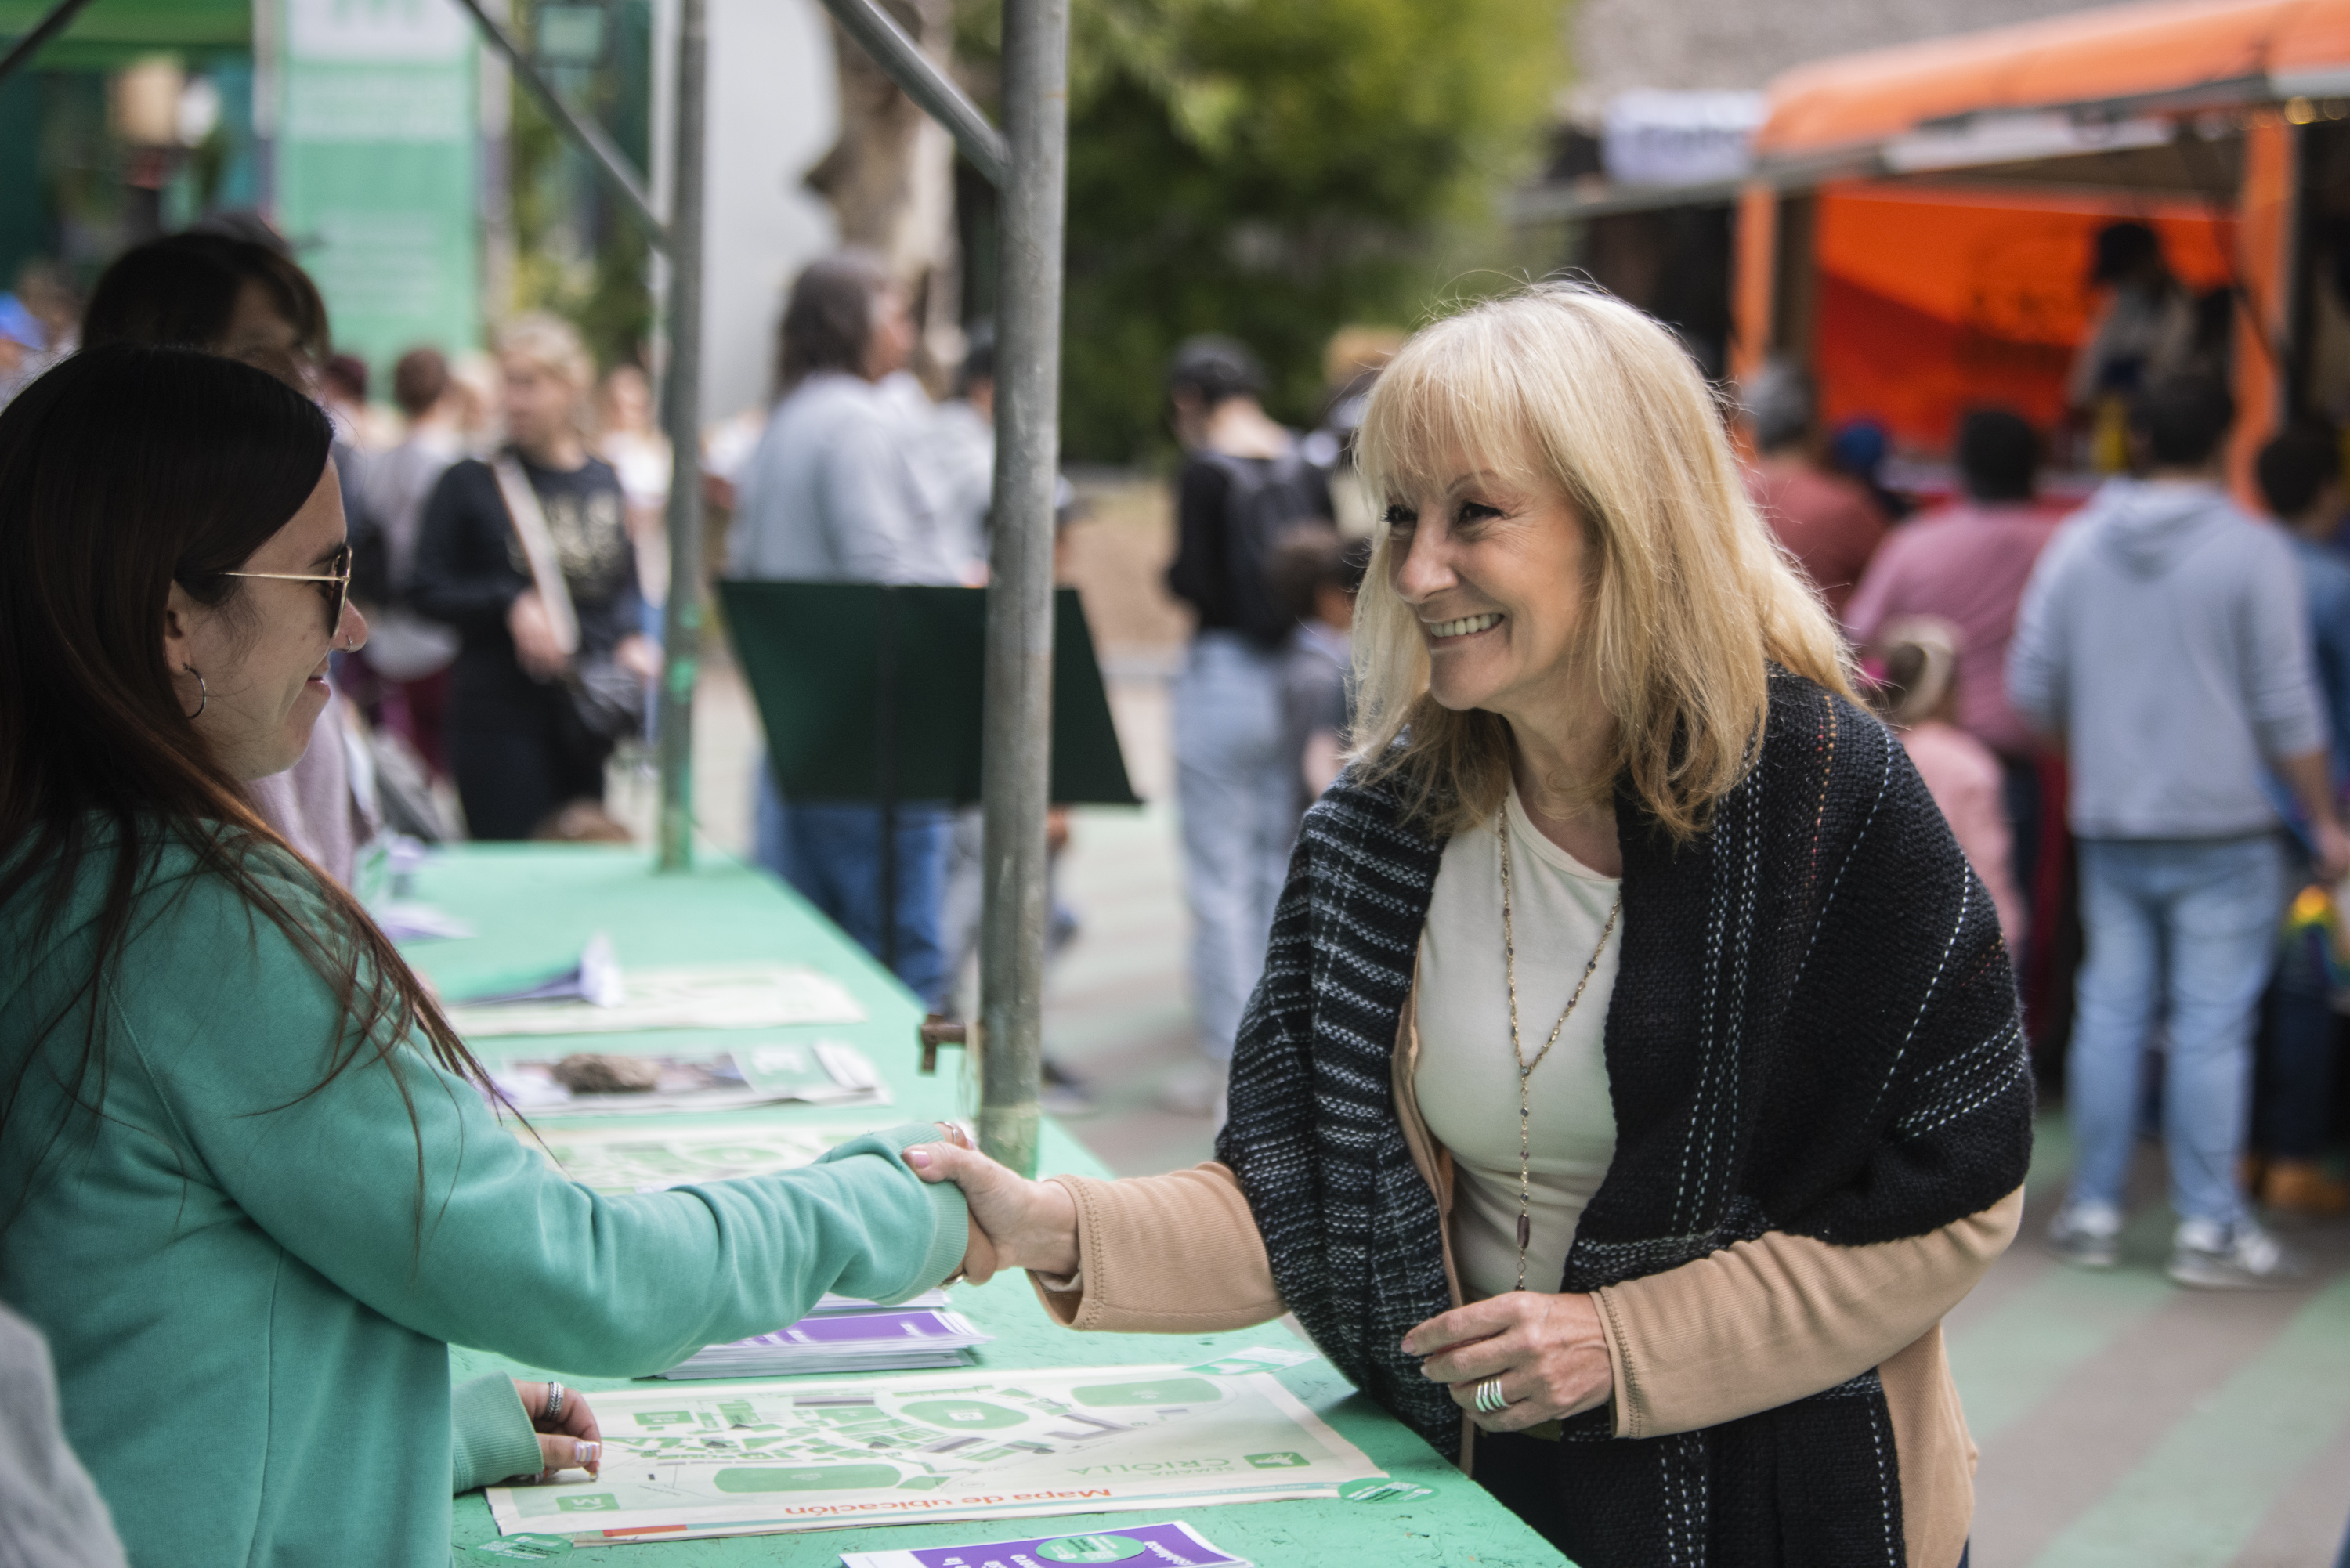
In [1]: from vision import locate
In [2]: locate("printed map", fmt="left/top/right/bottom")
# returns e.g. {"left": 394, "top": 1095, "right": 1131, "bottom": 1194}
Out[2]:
{"left": 485, "top": 1366, "right": 1383, "bottom": 1545}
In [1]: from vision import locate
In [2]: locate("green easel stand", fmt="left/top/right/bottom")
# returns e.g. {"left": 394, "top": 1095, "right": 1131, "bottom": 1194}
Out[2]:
{"left": 718, "top": 580, "right": 1140, "bottom": 972}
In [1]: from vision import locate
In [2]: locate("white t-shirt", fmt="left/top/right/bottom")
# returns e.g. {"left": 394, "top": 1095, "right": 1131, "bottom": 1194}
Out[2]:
{"left": 1412, "top": 783, "right": 1620, "bottom": 1301}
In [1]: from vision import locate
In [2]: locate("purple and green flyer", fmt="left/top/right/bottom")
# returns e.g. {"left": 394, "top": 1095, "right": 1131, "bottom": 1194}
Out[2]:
{"left": 837, "top": 1520, "right": 1249, "bottom": 1568}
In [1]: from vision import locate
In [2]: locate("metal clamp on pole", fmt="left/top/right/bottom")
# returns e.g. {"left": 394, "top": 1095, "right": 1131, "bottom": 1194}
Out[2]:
{"left": 917, "top": 1015, "right": 977, "bottom": 1075}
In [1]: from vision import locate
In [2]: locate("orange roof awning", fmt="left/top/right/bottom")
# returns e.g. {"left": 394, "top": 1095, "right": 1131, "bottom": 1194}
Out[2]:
{"left": 1756, "top": 0, "right": 2350, "bottom": 160}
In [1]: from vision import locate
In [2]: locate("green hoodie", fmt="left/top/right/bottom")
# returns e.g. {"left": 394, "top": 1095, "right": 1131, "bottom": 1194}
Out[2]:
{"left": 0, "top": 831, "right": 966, "bottom": 1566}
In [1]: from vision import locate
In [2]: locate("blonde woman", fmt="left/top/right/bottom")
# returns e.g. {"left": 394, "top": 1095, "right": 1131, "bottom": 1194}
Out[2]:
{"left": 412, "top": 314, "right": 659, "bottom": 838}
{"left": 913, "top": 285, "right": 2032, "bottom": 1568}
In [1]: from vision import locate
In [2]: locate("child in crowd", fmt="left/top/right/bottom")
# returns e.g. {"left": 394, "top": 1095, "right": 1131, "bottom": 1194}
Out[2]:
{"left": 1265, "top": 526, "right": 1368, "bottom": 822}
{"left": 1871, "top": 617, "right": 2026, "bottom": 948}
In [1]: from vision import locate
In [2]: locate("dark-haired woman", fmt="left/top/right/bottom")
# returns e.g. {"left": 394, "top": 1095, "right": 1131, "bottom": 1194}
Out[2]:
{"left": 81, "top": 229, "right": 375, "bottom": 883}
{"left": 0, "top": 345, "right": 972, "bottom": 1566}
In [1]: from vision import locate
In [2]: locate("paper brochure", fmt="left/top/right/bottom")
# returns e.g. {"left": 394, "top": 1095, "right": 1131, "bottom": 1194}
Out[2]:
{"left": 654, "top": 1308, "right": 992, "bottom": 1378}
{"left": 489, "top": 1039, "right": 885, "bottom": 1116}
{"left": 515, "top": 1121, "right": 895, "bottom": 1194}
{"left": 484, "top": 1365, "right": 1383, "bottom": 1546}
{"left": 837, "top": 1520, "right": 1250, "bottom": 1568}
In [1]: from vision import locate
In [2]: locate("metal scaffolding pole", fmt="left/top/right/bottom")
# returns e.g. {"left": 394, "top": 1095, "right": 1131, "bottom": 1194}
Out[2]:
{"left": 975, "top": 0, "right": 1069, "bottom": 1176}
{"left": 450, "top": 0, "right": 700, "bottom": 869}
{"left": 654, "top": 0, "right": 707, "bottom": 870}
{"left": 444, "top": 0, "right": 1065, "bottom": 1140}
{"left": 446, "top": 0, "right": 667, "bottom": 246}
{"left": 0, "top": 0, "right": 96, "bottom": 88}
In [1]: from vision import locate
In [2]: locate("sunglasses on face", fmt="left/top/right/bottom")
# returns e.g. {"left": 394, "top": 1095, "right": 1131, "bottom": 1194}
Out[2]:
{"left": 220, "top": 540, "right": 352, "bottom": 639}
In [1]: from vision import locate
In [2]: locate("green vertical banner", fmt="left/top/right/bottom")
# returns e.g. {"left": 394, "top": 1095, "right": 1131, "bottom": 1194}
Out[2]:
{"left": 277, "top": 0, "right": 479, "bottom": 369}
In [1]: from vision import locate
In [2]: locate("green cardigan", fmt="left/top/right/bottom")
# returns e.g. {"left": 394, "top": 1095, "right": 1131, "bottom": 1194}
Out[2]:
{"left": 0, "top": 832, "right": 967, "bottom": 1566}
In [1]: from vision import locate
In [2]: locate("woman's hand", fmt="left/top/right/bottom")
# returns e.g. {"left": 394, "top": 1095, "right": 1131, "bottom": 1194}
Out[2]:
{"left": 512, "top": 1379, "right": 602, "bottom": 1480}
{"left": 615, "top": 633, "right": 663, "bottom": 684}
{"left": 1403, "top": 1292, "right": 1612, "bottom": 1433}
{"left": 507, "top": 591, "right": 569, "bottom": 681}
{"left": 904, "top": 1140, "right": 1080, "bottom": 1284}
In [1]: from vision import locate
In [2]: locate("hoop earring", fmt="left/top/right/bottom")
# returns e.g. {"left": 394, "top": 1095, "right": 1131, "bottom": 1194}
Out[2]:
{"left": 181, "top": 663, "right": 208, "bottom": 721}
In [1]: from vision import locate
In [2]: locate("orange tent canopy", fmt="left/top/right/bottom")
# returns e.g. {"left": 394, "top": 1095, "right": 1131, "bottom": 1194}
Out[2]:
{"left": 1756, "top": 0, "right": 2350, "bottom": 158}
{"left": 1808, "top": 182, "right": 2237, "bottom": 447}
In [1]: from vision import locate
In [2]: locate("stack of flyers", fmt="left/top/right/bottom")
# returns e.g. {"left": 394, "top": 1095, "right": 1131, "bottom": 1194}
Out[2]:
{"left": 811, "top": 1289, "right": 950, "bottom": 1313}
{"left": 654, "top": 1306, "right": 991, "bottom": 1379}
{"left": 457, "top": 934, "right": 626, "bottom": 1008}
{"left": 840, "top": 1522, "right": 1249, "bottom": 1568}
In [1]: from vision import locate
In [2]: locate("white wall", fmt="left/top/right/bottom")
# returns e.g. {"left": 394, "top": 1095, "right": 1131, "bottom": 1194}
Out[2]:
{"left": 699, "top": 0, "right": 838, "bottom": 423}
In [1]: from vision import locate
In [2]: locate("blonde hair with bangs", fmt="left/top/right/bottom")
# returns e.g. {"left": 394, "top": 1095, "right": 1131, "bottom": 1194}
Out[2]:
{"left": 494, "top": 312, "right": 595, "bottom": 431}
{"left": 1350, "top": 282, "right": 1853, "bottom": 840}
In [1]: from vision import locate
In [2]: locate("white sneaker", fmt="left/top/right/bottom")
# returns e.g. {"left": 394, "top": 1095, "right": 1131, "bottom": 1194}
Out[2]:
{"left": 2047, "top": 1201, "right": 2124, "bottom": 1269}
{"left": 2167, "top": 1217, "right": 2306, "bottom": 1290}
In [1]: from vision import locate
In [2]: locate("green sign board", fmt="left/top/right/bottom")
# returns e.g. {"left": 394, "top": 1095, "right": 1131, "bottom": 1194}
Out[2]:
{"left": 277, "top": 0, "right": 479, "bottom": 370}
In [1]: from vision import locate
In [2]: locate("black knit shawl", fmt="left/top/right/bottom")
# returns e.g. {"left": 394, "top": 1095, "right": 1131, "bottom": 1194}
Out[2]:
{"left": 1216, "top": 671, "right": 2034, "bottom": 1568}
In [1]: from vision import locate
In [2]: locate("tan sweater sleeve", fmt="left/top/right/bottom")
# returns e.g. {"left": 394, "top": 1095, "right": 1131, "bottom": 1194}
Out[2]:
{"left": 1025, "top": 1162, "right": 1286, "bottom": 1333}
{"left": 1595, "top": 1185, "right": 2025, "bottom": 1440}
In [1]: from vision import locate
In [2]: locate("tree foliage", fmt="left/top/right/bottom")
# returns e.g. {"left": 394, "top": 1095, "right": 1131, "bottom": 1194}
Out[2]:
{"left": 508, "top": 0, "right": 657, "bottom": 373}
{"left": 963, "top": 0, "right": 1564, "bottom": 462}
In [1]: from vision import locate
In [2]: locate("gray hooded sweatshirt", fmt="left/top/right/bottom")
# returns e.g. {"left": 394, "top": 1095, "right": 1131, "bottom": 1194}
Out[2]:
{"left": 2007, "top": 477, "right": 2325, "bottom": 840}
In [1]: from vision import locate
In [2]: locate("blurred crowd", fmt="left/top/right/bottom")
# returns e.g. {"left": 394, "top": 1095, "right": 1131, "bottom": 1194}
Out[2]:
{"left": 1734, "top": 222, "right": 2350, "bottom": 1289}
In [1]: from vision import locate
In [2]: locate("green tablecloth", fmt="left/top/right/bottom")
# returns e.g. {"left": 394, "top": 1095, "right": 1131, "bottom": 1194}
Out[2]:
{"left": 397, "top": 844, "right": 1567, "bottom": 1567}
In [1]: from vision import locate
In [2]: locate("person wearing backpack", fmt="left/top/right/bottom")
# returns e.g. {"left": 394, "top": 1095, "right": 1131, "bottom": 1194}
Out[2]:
{"left": 1162, "top": 337, "right": 1336, "bottom": 1116}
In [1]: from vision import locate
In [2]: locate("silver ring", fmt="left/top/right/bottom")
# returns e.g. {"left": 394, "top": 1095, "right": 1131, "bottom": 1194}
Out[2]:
{"left": 1474, "top": 1375, "right": 1508, "bottom": 1414}
{"left": 542, "top": 1382, "right": 566, "bottom": 1424}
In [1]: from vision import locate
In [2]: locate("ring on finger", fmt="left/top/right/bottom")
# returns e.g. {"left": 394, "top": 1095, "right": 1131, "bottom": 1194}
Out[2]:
{"left": 1473, "top": 1375, "right": 1509, "bottom": 1414}
{"left": 542, "top": 1382, "right": 566, "bottom": 1424}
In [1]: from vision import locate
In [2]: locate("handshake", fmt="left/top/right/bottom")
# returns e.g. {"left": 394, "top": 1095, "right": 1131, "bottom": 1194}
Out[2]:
{"left": 907, "top": 1128, "right": 1083, "bottom": 1286}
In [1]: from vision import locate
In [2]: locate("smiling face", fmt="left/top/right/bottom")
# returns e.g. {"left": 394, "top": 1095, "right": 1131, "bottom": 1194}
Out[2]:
{"left": 1384, "top": 454, "right": 1596, "bottom": 729}
{"left": 164, "top": 458, "right": 368, "bottom": 781}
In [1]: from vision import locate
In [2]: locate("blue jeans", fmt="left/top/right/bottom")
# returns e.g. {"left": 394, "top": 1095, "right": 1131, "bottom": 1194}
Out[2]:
{"left": 2067, "top": 835, "right": 2288, "bottom": 1227}
{"left": 755, "top": 765, "right": 955, "bottom": 1010}
{"left": 1173, "top": 631, "right": 1297, "bottom": 1064}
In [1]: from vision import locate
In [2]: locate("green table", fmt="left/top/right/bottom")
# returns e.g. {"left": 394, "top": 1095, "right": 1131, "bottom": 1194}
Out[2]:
{"left": 397, "top": 844, "right": 1567, "bottom": 1567}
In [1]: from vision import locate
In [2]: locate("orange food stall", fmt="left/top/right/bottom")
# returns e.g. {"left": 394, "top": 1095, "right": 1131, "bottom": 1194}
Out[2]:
{"left": 1732, "top": 0, "right": 2350, "bottom": 499}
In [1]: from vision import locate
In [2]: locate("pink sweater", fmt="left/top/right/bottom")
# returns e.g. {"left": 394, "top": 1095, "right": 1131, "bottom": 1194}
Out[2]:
{"left": 1900, "top": 719, "right": 2024, "bottom": 947}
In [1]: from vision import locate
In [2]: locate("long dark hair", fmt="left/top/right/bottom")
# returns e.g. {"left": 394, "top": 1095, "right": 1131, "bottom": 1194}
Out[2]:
{"left": 82, "top": 233, "right": 331, "bottom": 368}
{"left": 0, "top": 345, "right": 494, "bottom": 1222}
{"left": 776, "top": 250, "right": 891, "bottom": 394}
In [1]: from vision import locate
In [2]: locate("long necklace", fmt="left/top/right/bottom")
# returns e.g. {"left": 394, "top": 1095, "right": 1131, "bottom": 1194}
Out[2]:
{"left": 1498, "top": 806, "right": 1623, "bottom": 1292}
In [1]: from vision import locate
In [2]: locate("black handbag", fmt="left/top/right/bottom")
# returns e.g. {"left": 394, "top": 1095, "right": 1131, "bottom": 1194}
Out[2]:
{"left": 566, "top": 653, "right": 649, "bottom": 742}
